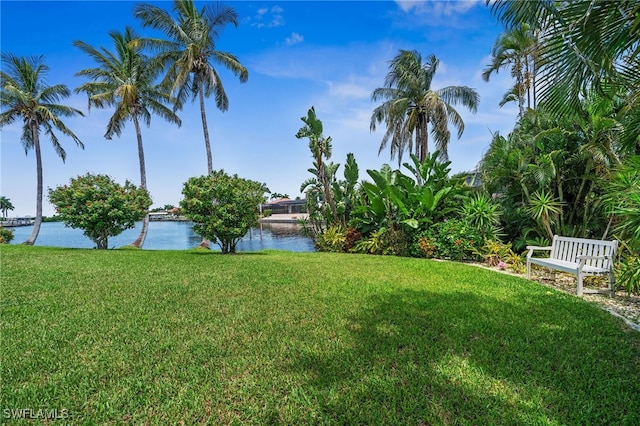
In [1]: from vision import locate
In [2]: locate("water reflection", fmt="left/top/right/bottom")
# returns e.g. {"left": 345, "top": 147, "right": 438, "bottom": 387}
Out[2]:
{"left": 8, "top": 221, "right": 315, "bottom": 252}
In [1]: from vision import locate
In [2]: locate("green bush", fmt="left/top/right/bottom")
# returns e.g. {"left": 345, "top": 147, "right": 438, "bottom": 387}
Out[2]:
{"left": 617, "top": 256, "right": 640, "bottom": 295}
{"left": 352, "top": 228, "right": 387, "bottom": 255}
{"left": 315, "top": 225, "right": 347, "bottom": 252}
{"left": 0, "top": 228, "right": 14, "bottom": 244}
{"left": 48, "top": 173, "right": 151, "bottom": 249}
{"left": 180, "top": 171, "right": 268, "bottom": 254}
{"left": 412, "top": 219, "right": 483, "bottom": 262}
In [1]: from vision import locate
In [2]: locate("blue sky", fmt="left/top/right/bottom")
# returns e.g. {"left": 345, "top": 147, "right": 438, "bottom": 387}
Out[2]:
{"left": 1, "top": 0, "right": 517, "bottom": 217}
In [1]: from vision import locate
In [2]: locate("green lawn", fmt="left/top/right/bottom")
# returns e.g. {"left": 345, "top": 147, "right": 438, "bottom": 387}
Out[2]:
{"left": 2, "top": 245, "right": 639, "bottom": 425}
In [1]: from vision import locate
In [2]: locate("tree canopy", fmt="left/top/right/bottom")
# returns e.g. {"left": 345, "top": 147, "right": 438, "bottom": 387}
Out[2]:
{"left": 180, "top": 171, "right": 268, "bottom": 254}
{"left": 48, "top": 173, "right": 151, "bottom": 249}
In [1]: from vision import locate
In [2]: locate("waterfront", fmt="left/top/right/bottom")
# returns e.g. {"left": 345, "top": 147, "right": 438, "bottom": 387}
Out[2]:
{"left": 7, "top": 221, "right": 315, "bottom": 252}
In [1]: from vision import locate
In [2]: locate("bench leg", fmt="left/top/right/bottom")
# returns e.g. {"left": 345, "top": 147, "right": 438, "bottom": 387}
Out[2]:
{"left": 526, "top": 261, "right": 531, "bottom": 280}
{"left": 577, "top": 273, "right": 584, "bottom": 297}
{"left": 608, "top": 269, "right": 616, "bottom": 298}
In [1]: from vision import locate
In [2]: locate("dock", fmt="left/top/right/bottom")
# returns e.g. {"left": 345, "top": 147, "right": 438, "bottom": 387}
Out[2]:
{"left": 0, "top": 217, "right": 35, "bottom": 227}
{"left": 260, "top": 213, "right": 309, "bottom": 224}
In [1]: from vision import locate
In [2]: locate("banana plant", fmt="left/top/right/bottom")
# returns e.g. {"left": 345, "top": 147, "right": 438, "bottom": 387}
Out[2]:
{"left": 331, "top": 153, "right": 359, "bottom": 225}
{"left": 351, "top": 153, "right": 465, "bottom": 234}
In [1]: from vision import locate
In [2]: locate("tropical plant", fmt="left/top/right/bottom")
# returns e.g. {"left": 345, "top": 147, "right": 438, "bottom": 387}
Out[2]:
{"left": 351, "top": 152, "right": 463, "bottom": 234}
{"left": 602, "top": 156, "right": 640, "bottom": 294}
{"left": 352, "top": 228, "right": 388, "bottom": 255}
{"left": 315, "top": 224, "right": 347, "bottom": 253}
{"left": 0, "top": 228, "right": 14, "bottom": 244}
{"left": 0, "top": 196, "right": 15, "bottom": 219}
{"left": 487, "top": 0, "right": 639, "bottom": 118}
{"left": 48, "top": 173, "right": 151, "bottom": 249}
{"left": 74, "top": 27, "right": 181, "bottom": 248}
{"left": 527, "top": 189, "right": 563, "bottom": 241}
{"left": 479, "top": 104, "right": 619, "bottom": 245}
{"left": 617, "top": 255, "right": 640, "bottom": 295}
{"left": 180, "top": 171, "right": 268, "bottom": 254}
{"left": 331, "top": 152, "right": 360, "bottom": 226}
{"left": 296, "top": 107, "right": 339, "bottom": 224}
{"left": 476, "top": 239, "right": 517, "bottom": 267}
{"left": 0, "top": 53, "right": 84, "bottom": 245}
{"left": 134, "top": 0, "right": 248, "bottom": 174}
{"left": 371, "top": 50, "right": 480, "bottom": 163}
{"left": 270, "top": 193, "right": 290, "bottom": 200}
{"left": 411, "top": 219, "right": 483, "bottom": 262}
{"left": 482, "top": 22, "right": 540, "bottom": 117}
{"left": 603, "top": 156, "right": 640, "bottom": 245}
{"left": 460, "top": 193, "right": 502, "bottom": 240}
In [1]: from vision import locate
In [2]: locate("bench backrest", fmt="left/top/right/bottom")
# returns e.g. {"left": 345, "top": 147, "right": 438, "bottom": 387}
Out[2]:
{"left": 550, "top": 235, "right": 618, "bottom": 269}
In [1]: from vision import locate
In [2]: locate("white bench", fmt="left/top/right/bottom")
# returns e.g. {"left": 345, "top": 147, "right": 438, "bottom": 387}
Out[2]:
{"left": 526, "top": 235, "right": 618, "bottom": 297}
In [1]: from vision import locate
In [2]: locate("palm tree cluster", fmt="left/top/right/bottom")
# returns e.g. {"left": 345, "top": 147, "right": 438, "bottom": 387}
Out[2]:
{"left": 0, "top": 196, "right": 15, "bottom": 219}
{"left": 480, "top": 0, "right": 640, "bottom": 292}
{"left": 0, "top": 0, "right": 247, "bottom": 247}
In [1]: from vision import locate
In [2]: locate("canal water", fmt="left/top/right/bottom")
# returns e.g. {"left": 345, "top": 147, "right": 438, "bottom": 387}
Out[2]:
{"left": 7, "top": 221, "right": 315, "bottom": 252}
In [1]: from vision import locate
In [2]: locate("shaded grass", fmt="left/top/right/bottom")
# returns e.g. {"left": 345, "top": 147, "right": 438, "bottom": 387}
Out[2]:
{"left": 2, "top": 245, "right": 639, "bottom": 424}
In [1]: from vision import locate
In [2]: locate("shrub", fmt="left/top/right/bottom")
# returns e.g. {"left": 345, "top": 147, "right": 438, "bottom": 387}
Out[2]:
{"left": 617, "top": 256, "right": 640, "bottom": 295}
{"left": 352, "top": 228, "right": 387, "bottom": 255}
{"left": 477, "top": 239, "right": 526, "bottom": 273}
{"left": 382, "top": 227, "right": 413, "bottom": 257}
{"left": 315, "top": 225, "right": 346, "bottom": 252}
{"left": 344, "top": 227, "right": 362, "bottom": 252}
{"left": 460, "top": 193, "right": 502, "bottom": 240}
{"left": 180, "top": 171, "right": 268, "bottom": 254}
{"left": 48, "top": 173, "right": 151, "bottom": 249}
{"left": 0, "top": 228, "right": 14, "bottom": 244}
{"left": 410, "top": 220, "right": 482, "bottom": 261}
{"left": 413, "top": 235, "right": 437, "bottom": 258}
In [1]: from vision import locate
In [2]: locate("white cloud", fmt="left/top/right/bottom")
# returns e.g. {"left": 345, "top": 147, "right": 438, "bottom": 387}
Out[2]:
{"left": 247, "top": 5, "right": 285, "bottom": 28}
{"left": 285, "top": 32, "right": 304, "bottom": 46}
{"left": 396, "top": 0, "right": 479, "bottom": 16}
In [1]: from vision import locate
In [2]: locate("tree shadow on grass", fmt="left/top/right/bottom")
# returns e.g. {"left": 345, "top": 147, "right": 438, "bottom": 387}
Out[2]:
{"left": 285, "top": 288, "right": 640, "bottom": 425}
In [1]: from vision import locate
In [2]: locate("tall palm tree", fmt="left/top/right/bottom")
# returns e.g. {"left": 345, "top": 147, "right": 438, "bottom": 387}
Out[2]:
{"left": 134, "top": 0, "right": 248, "bottom": 174}
{"left": 371, "top": 50, "right": 479, "bottom": 165}
{"left": 482, "top": 23, "right": 540, "bottom": 117}
{"left": 0, "top": 54, "right": 84, "bottom": 245}
{"left": 74, "top": 27, "right": 181, "bottom": 248}
{"left": 0, "top": 196, "right": 15, "bottom": 219}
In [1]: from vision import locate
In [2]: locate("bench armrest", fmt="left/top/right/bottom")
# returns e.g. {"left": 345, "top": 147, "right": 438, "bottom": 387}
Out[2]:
{"left": 526, "top": 246, "right": 552, "bottom": 251}
{"left": 526, "top": 246, "right": 552, "bottom": 259}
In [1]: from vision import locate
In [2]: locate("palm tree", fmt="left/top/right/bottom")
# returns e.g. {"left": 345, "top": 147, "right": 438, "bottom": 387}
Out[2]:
{"left": 0, "top": 54, "right": 84, "bottom": 245}
{"left": 134, "top": 0, "right": 248, "bottom": 174}
{"left": 482, "top": 23, "right": 540, "bottom": 117}
{"left": 74, "top": 27, "right": 181, "bottom": 248}
{"left": 487, "top": 0, "right": 638, "bottom": 120}
{"left": 0, "top": 196, "right": 15, "bottom": 219}
{"left": 371, "top": 50, "right": 479, "bottom": 165}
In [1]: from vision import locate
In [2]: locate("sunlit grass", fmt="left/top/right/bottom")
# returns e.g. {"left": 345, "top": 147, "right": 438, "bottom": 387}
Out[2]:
{"left": 2, "top": 245, "right": 639, "bottom": 424}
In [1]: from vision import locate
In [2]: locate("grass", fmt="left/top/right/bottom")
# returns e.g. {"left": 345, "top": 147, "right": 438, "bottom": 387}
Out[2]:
{"left": 2, "top": 245, "right": 640, "bottom": 425}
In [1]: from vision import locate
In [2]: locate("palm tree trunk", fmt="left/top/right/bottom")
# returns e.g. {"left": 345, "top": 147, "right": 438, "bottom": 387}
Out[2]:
{"left": 129, "top": 115, "right": 149, "bottom": 249}
{"left": 23, "top": 122, "right": 42, "bottom": 245}
{"left": 199, "top": 84, "right": 213, "bottom": 175}
{"left": 196, "top": 85, "right": 212, "bottom": 249}
{"left": 418, "top": 113, "right": 429, "bottom": 163}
